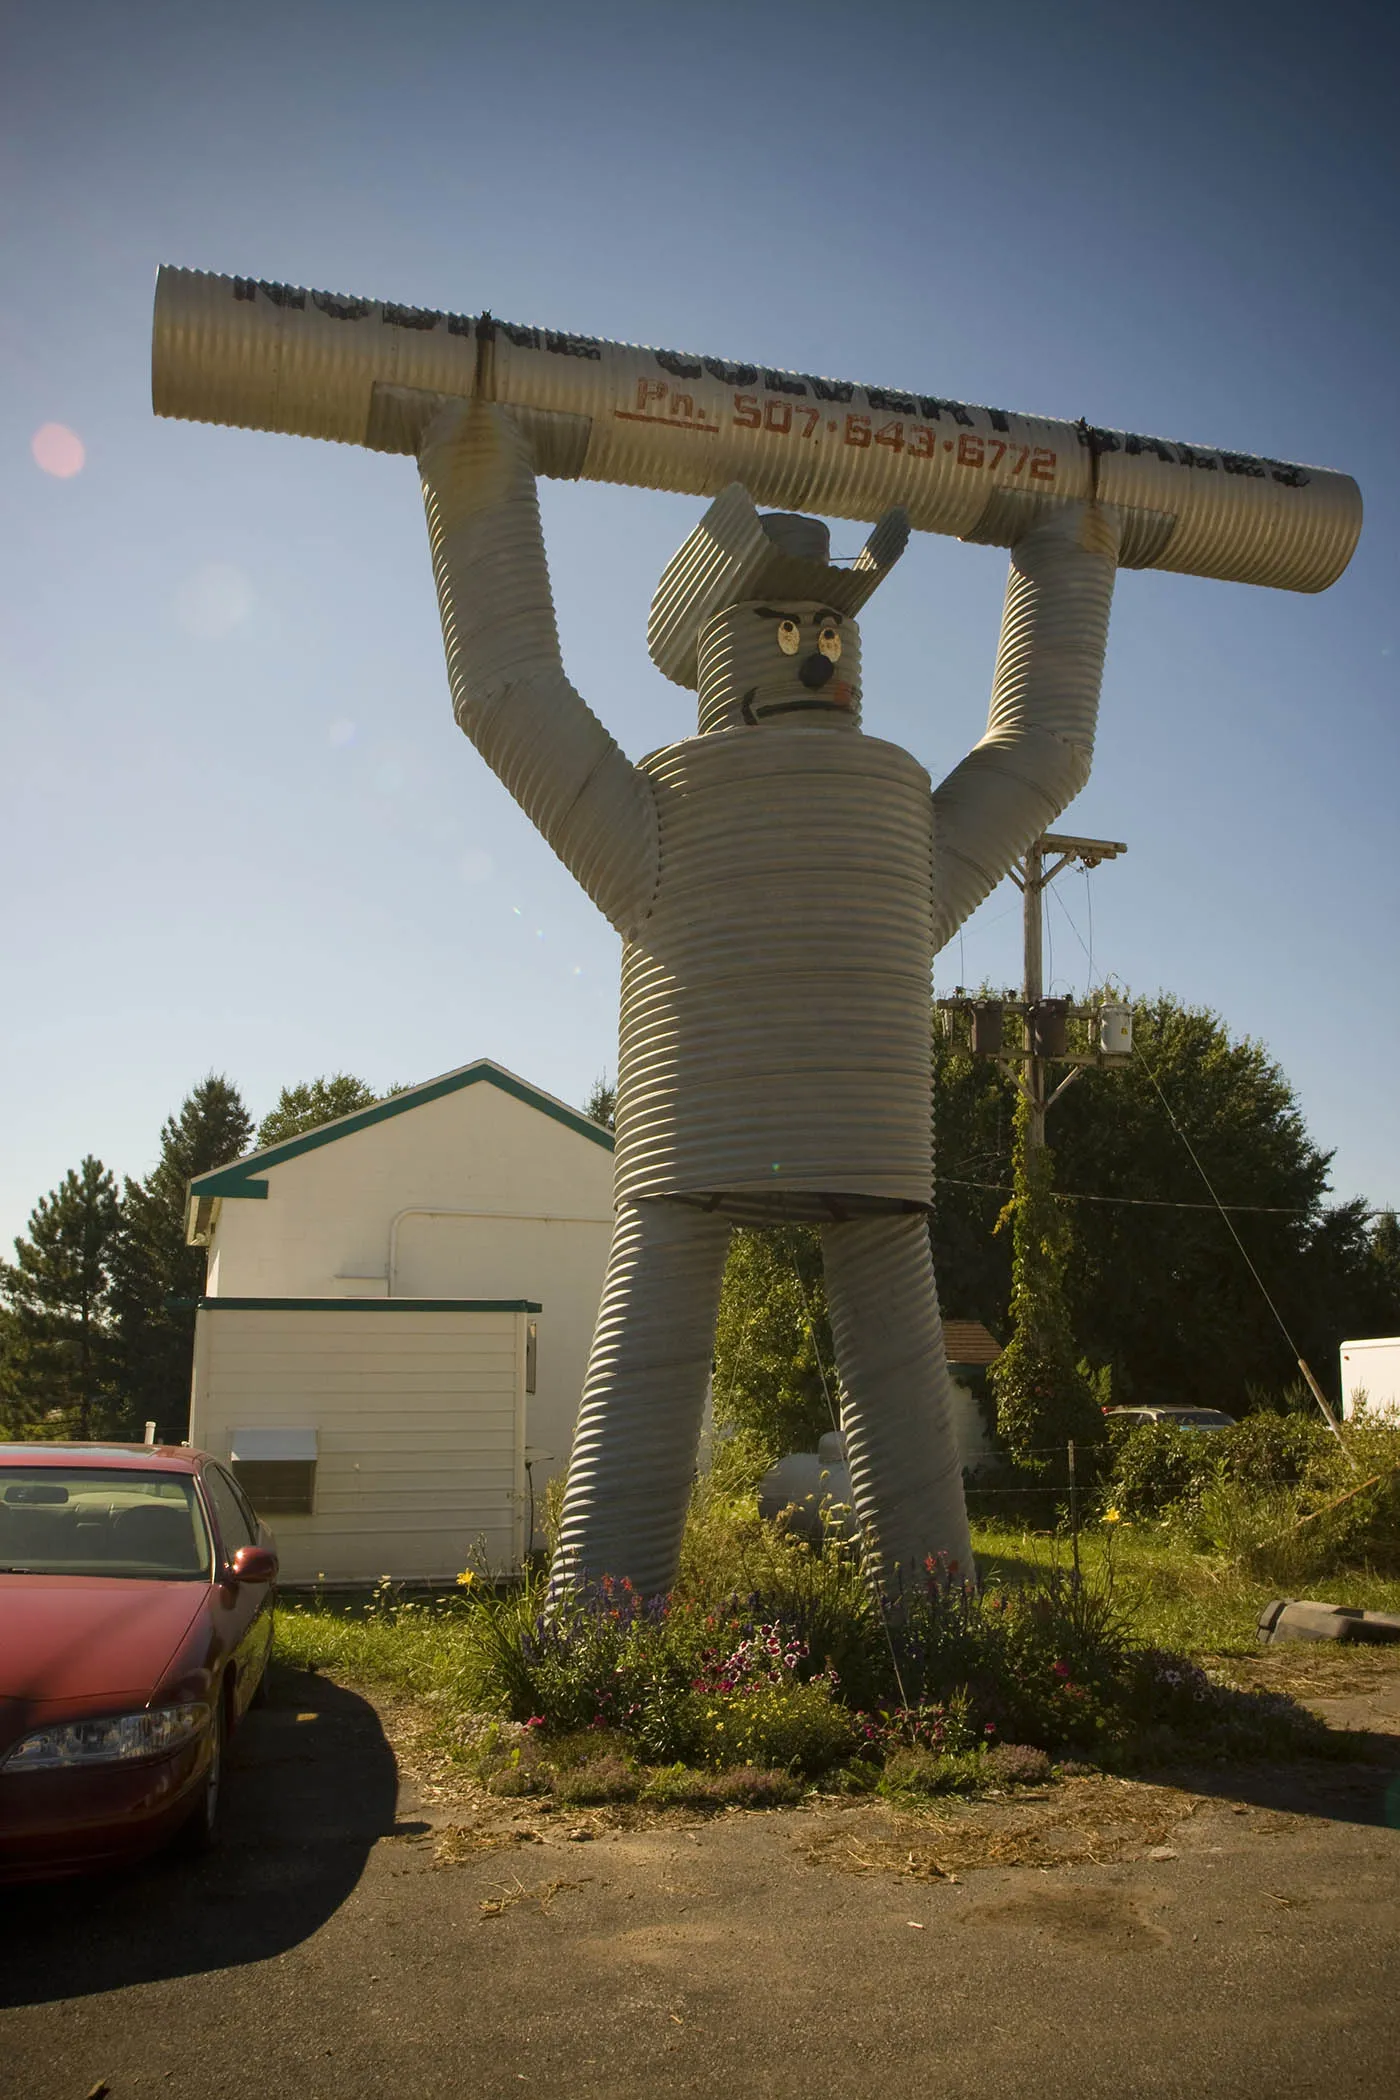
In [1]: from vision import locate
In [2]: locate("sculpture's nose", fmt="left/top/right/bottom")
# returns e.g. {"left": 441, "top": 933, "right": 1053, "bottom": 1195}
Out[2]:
{"left": 799, "top": 653, "right": 835, "bottom": 690}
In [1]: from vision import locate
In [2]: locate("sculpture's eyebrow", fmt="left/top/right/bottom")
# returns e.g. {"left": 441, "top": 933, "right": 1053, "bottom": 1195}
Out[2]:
{"left": 753, "top": 606, "right": 794, "bottom": 619}
{"left": 814, "top": 609, "right": 844, "bottom": 625}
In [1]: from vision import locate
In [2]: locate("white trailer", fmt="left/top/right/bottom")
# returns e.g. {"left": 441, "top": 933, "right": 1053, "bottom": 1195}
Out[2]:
{"left": 1339, "top": 1337, "right": 1400, "bottom": 1422}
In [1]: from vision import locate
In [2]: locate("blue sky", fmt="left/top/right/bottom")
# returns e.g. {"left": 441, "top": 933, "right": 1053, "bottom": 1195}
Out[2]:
{"left": 2, "top": 0, "right": 1396, "bottom": 1254}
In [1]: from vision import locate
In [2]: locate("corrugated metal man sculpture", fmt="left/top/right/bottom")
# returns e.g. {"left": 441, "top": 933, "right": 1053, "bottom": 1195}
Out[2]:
{"left": 420, "top": 399, "right": 1119, "bottom": 1597}
{"left": 151, "top": 269, "right": 1361, "bottom": 1599}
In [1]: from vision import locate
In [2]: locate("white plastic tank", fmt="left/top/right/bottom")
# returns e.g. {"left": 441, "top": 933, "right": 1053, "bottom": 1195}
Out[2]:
{"left": 756, "top": 1431, "right": 855, "bottom": 1543}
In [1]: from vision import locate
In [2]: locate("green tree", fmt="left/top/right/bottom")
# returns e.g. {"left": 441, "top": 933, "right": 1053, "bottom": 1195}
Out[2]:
{"left": 256, "top": 1073, "right": 390, "bottom": 1149}
{"left": 932, "top": 993, "right": 1396, "bottom": 1415}
{"left": 0, "top": 1157, "right": 121, "bottom": 1437}
{"left": 712, "top": 1227, "right": 833, "bottom": 1462}
{"left": 582, "top": 1076, "right": 617, "bottom": 1133}
{"left": 987, "top": 1098, "right": 1102, "bottom": 1468}
{"left": 1363, "top": 1211, "right": 1400, "bottom": 1321}
{"left": 108, "top": 1076, "right": 253, "bottom": 1439}
{"left": 930, "top": 1005, "right": 1016, "bottom": 1331}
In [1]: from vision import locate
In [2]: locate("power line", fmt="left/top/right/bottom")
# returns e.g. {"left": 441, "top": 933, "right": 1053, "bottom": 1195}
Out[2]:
{"left": 938, "top": 1174, "right": 1319, "bottom": 1216}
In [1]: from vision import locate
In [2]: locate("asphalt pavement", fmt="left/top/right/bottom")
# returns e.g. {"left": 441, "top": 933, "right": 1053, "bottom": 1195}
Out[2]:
{"left": 2, "top": 1664, "right": 1398, "bottom": 2100}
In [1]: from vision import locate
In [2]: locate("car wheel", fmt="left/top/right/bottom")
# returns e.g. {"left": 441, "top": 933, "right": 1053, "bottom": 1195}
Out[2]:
{"left": 174, "top": 1695, "right": 226, "bottom": 1857}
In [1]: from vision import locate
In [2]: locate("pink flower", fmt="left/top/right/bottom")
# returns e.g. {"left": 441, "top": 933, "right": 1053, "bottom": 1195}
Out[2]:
{"left": 1052, "top": 1660, "right": 1072, "bottom": 1681}
{"left": 525, "top": 1716, "right": 545, "bottom": 1729}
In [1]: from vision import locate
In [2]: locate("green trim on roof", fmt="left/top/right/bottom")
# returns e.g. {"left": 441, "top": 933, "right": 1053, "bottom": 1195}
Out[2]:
{"left": 188, "top": 1060, "right": 614, "bottom": 1202}
{"left": 198, "top": 1297, "right": 542, "bottom": 1313}
{"left": 192, "top": 1171, "right": 269, "bottom": 1199}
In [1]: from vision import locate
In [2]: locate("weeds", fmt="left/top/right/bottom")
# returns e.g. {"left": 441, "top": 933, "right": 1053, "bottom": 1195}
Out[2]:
{"left": 274, "top": 1454, "right": 1399, "bottom": 1801}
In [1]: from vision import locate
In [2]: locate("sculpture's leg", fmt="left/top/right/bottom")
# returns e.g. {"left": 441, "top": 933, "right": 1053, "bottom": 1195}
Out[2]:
{"left": 821, "top": 1214, "right": 974, "bottom": 1602}
{"left": 550, "top": 1199, "right": 731, "bottom": 1599}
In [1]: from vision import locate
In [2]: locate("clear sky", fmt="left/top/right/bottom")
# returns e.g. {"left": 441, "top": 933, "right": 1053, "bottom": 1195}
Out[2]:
{"left": 2, "top": 0, "right": 1396, "bottom": 1253}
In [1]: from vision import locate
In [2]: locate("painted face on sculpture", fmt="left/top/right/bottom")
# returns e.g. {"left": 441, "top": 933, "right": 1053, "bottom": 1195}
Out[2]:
{"left": 695, "top": 599, "right": 863, "bottom": 735}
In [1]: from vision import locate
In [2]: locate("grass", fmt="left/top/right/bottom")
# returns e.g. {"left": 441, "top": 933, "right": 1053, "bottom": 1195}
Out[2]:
{"left": 273, "top": 1521, "right": 1400, "bottom": 1689}
{"left": 971, "top": 1519, "right": 1400, "bottom": 1656}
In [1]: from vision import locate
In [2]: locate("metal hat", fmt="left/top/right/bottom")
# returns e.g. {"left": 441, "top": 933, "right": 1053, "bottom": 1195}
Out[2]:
{"left": 648, "top": 483, "right": 910, "bottom": 690}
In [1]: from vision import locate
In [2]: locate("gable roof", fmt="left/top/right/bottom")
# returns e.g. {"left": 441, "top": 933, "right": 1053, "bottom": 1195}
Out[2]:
{"left": 189, "top": 1058, "right": 614, "bottom": 1207}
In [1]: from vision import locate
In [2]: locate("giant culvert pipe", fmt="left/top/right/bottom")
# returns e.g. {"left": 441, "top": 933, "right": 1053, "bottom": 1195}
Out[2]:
{"left": 152, "top": 266, "right": 1360, "bottom": 594}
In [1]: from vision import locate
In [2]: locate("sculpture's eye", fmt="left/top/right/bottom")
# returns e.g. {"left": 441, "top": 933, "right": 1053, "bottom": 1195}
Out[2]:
{"left": 777, "top": 619, "right": 802, "bottom": 656}
{"left": 818, "top": 624, "right": 842, "bottom": 663}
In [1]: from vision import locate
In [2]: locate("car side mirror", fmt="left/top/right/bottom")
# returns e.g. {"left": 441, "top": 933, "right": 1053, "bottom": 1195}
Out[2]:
{"left": 230, "top": 1544, "right": 278, "bottom": 1584}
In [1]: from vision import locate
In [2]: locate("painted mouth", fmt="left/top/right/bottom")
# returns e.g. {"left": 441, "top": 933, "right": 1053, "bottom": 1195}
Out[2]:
{"left": 740, "top": 688, "right": 853, "bottom": 724}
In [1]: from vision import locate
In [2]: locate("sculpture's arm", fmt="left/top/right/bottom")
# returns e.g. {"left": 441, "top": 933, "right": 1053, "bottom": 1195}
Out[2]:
{"left": 418, "top": 401, "right": 659, "bottom": 936}
{"left": 930, "top": 502, "right": 1121, "bottom": 953}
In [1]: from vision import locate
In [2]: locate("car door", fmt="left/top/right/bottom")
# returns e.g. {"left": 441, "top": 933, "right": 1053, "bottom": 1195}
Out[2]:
{"left": 199, "top": 1463, "right": 275, "bottom": 1719}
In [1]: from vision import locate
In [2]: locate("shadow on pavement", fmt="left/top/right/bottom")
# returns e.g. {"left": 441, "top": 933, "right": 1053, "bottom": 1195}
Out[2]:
{"left": 1161, "top": 1739, "right": 1400, "bottom": 1829}
{"left": 0, "top": 1668, "right": 399, "bottom": 2010}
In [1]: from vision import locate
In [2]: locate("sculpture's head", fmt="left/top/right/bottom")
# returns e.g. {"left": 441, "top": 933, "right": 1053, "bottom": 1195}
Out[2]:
{"left": 648, "top": 486, "right": 908, "bottom": 736}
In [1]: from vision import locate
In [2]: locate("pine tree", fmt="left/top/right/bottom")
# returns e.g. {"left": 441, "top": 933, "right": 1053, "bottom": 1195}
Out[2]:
{"left": 987, "top": 1096, "right": 1102, "bottom": 1470}
{"left": 583, "top": 1076, "right": 617, "bottom": 1132}
{"left": 109, "top": 1076, "right": 253, "bottom": 1439}
{"left": 0, "top": 1158, "right": 121, "bottom": 1437}
{"left": 256, "top": 1074, "right": 389, "bottom": 1149}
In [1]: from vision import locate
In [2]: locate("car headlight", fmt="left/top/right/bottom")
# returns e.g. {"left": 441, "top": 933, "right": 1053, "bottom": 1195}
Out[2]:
{"left": 2, "top": 1704, "right": 209, "bottom": 1771}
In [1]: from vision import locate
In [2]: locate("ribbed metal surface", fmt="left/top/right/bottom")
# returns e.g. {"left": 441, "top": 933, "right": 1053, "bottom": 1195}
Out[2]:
{"left": 153, "top": 265, "right": 1362, "bottom": 592}
{"left": 614, "top": 728, "right": 935, "bottom": 1218}
{"left": 932, "top": 504, "right": 1120, "bottom": 951}
{"left": 823, "top": 1215, "right": 974, "bottom": 1593}
{"left": 549, "top": 1200, "right": 731, "bottom": 1596}
{"left": 419, "top": 403, "right": 659, "bottom": 936}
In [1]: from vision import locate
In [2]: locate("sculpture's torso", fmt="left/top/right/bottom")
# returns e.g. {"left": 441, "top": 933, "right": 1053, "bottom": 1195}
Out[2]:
{"left": 613, "top": 728, "right": 935, "bottom": 1222}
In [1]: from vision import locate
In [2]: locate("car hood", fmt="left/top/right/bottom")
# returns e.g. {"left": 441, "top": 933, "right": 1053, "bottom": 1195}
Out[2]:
{"left": 0, "top": 1576, "right": 207, "bottom": 1706}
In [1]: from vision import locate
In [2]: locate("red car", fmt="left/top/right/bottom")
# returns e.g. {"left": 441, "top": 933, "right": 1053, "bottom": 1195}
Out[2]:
{"left": 0, "top": 1442, "right": 277, "bottom": 1882}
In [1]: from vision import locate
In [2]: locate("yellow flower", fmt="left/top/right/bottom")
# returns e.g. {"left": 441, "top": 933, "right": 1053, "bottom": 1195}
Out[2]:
{"left": 1104, "top": 1508, "right": 1122, "bottom": 1525}
{"left": 456, "top": 1568, "right": 476, "bottom": 1588}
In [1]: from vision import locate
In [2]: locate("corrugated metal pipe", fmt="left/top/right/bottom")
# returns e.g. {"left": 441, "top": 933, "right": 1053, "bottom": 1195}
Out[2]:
{"left": 152, "top": 266, "right": 1361, "bottom": 593}
{"left": 932, "top": 502, "right": 1120, "bottom": 949}
{"left": 418, "top": 401, "right": 659, "bottom": 936}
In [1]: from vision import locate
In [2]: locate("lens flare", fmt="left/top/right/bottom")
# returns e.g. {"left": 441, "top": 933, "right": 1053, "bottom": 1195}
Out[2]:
{"left": 32, "top": 423, "right": 85, "bottom": 478}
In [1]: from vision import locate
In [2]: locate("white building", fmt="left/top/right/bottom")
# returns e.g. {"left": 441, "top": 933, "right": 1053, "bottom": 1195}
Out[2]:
{"left": 185, "top": 1061, "right": 614, "bottom": 1586}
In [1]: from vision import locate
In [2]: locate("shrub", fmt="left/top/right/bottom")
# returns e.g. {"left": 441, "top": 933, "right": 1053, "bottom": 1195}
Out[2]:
{"left": 984, "top": 1743, "right": 1053, "bottom": 1786}
{"left": 640, "top": 1762, "right": 802, "bottom": 1809}
{"left": 880, "top": 1746, "right": 981, "bottom": 1797}
{"left": 551, "top": 1753, "right": 639, "bottom": 1805}
{"left": 696, "top": 1764, "right": 804, "bottom": 1808}
{"left": 484, "top": 1758, "right": 540, "bottom": 1797}
{"left": 1106, "top": 1422, "right": 1220, "bottom": 1518}
{"left": 1216, "top": 1413, "right": 1330, "bottom": 1489}
{"left": 689, "top": 1678, "right": 856, "bottom": 1774}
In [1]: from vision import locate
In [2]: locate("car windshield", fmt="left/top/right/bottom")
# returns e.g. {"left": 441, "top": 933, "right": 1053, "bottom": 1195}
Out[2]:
{"left": 0, "top": 1468, "right": 213, "bottom": 1580}
{"left": 1169, "top": 1411, "right": 1235, "bottom": 1429}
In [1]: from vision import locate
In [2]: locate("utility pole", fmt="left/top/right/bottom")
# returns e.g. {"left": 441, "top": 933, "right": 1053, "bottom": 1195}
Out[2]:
{"left": 935, "top": 831, "right": 1129, "bottom": 1134}
{"left": 1014, "top": 833, "right": 1127, "bottom": 1150}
